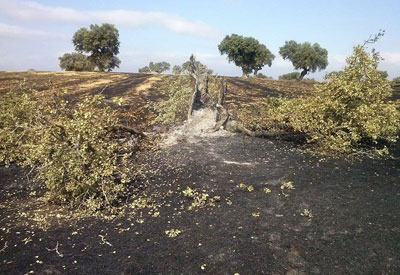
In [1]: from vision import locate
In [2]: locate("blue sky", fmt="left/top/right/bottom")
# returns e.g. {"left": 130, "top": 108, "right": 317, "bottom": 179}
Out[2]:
{"left": 0, "top": 0, "right": 399, "bottom": 79}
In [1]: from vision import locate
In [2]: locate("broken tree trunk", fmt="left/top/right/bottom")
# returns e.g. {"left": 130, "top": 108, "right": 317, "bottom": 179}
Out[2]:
{"left": 187, "top": 55, "right": 210, "bottom": 120}
{"left": 212, "top": 77, "right": 229, "bottom": 131}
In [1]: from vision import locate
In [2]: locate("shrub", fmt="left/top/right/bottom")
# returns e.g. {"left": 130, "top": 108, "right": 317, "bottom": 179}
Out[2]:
{"left": 59, "top": 52, "right": 95, "bottom": 72}
{"left": 0, "top": 83, "right": 137, "bottom": 211}
{"left": 153, "top": 76, "right": 192, "bottom": 124}
{"left": 255, "top": 73, "right": 272, "bottom": 79}
{"left": 279, "top": 72, "right": 300, "bottom": 80}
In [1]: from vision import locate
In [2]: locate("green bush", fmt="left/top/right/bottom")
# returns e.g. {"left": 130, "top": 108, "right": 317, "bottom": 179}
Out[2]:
{"left": 239, "top": 45, "right": 400, "bottom": 156}
{"left": 0, "top": 83, "right": 137, "bottom": 211}
{"left": 153, "top": 75, "right": 193, "bottom": 124}
{"left": 279, "top": 72, "right": 300, "bottom": 80}
{"left": 255, "top": 73, "right": 272, "bottom": 79}
{"left": 59, "top": 52, "right": 95, "bottom": 72}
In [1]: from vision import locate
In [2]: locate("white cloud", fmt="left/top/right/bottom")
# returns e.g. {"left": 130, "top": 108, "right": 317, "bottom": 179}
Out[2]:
{"left": 0, "top": 0, "right": 219, "bottom": 38}
{"left": 0, "top": 22, "right": 67, "bottom": 38}
{"left": 381, "top": 52, "right": 400, "bottom": 64}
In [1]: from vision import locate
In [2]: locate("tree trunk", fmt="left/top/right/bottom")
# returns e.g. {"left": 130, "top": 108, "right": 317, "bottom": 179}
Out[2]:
{"left": 212, "top": 77, "right": 229, "bottom": 132}
{"left": 300, "top": 68, "right": 308, "bottom": 80}
{"left": 187, "top": 55, "right": 210, "bottom": 120}
{"left": 187, "top": 76, "right": 200, "bottom": 120}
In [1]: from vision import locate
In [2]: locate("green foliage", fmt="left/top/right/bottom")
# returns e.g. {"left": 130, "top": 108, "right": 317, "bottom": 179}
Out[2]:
{"left": 378, "top": 70, "right": 388, "bottom": 78}
{"left": 237, "top": 97, "right": 291, "bottom": 134}
{"left": 218, "top": 34, "right": 275, "bottom": 76}
{"left": 138, "top": 66, "right": 151, "bottom": 73}
{"left": 153, "top": 76, "right": 192, "bottom": 124}
{"left": 172, "top": 65, "right": 183, "bottom": 75}
{"left": 139, "top": 62, "right": 170, "bottom": 74}
{"left": 239, "top": 45, "right": 399, "bottom": 156}
{"left": 255, "top": 73, "right": 272, "bottom": 79}
{"left": 392, "top": 76, "right": 400, "bottom": 86}
{"left": 325, "top": 71, "right": 345, "bottom": 79}
{"left": 59, "top": 52, "right": 95, "bottom": 72}
{"left": 72, "top": 23, "right": 121, "bottom": 72}
{"left": 293, "top": 45, "right": 399, "bottom": 154}
{"left": 279, "top": 41, "right": 328, "bottom": 79}
{"left": 181, "top": 59, "right": 213, "bottom": 75}
{"left": 279, "top": 72, "right": 300, "bottom": 80}
{"left": 0, "top": 83, "right": 137, "bottom": 210}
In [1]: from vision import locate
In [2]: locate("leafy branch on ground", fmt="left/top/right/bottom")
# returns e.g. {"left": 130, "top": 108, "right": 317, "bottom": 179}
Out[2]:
{"left": 237, "top": 44, "right": 400, "bottom": 156}
{"left": 0, "top": 82, "right": 141, "bottom": 211}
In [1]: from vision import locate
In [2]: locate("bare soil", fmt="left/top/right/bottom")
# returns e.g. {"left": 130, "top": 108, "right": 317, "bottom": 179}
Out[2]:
{"left": 0, "top": 72, "right": 399, "bottom": 275}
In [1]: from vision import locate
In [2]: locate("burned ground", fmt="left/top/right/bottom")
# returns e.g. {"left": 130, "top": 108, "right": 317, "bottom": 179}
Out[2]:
{"left": 0, "top": 71, "right": 399, "bottom": 274}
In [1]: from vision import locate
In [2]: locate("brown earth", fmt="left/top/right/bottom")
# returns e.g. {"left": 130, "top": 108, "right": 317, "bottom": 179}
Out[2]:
{"left": 0, "top": 71, "right": 399, "bottom": 275}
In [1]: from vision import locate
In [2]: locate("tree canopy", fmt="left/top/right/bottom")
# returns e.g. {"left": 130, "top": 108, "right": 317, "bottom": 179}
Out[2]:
{"left": 181, "top": 59, "right": 213, "bottom": 75}
{"left": 139, "top": 62, "right": 171, "bottom": 74}
{"left": 172, "top": 65, "right": 183, "bottom": 75}
{"left": 279, "top": 41, "right": 328, "bottom": 79}
{"left": 59, "top": 53, "right": 95, "bottom": 72}
{"left": 72, "top": 23, "right": 121, "bottom": 72}
{"left": 218, "top": 34, "right": 275, "bottom": 76}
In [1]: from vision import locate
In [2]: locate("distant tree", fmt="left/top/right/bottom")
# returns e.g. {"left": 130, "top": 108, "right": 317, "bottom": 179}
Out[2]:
{"left": 392, "top": 76, "right": 400, "bottom": 84}
{"left": 149, "top": 62, "right": 170, "bottom": 73}
{"left": 181, "top": 59, "right": 213, "bottom": 75}
{"left": 279, "top": 72, "right": 300, "bottom": 80}
{"left": 218, "top": 34, "right": 275, "bottom": 77}
{"left": 378, "top": 70, "right": 388, "bottom": 78}
{"left": 139, "top": 62, "right": 170, "bottom": 74}
{"left": 256, "top": 73, "right": 272, "bottom": 79}
{"left": 138, "top": 66, "right": 151, "bottom": 73}
{"left": 72, "top": 23, "right": 121, "bottom": 72}
{"left": 172, "top": 65, "right": 183, "bottom": 75}
{"left": 59, "top": 52, "right": 95, "bottom": 71}
{"left": 279, "top": 41, "right": 328, "bottom": 79}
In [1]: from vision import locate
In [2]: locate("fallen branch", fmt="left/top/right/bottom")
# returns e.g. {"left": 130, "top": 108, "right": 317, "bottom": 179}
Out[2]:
{"left": 99, "top": 234, "right": 113, "bottom": 247}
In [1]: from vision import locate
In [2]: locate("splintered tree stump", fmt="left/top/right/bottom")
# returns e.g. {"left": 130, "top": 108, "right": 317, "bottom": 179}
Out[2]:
{"left": 185, "top": 55, "right": 229, "bottom": 132}
{"left": 187, "top": 55, "right": 210, "bottom": 120}
{"left": 213, "top": 78, "right": 229, "bottom": 131}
